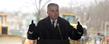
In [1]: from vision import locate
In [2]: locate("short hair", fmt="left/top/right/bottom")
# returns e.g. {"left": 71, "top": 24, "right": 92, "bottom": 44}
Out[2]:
{"left": 47, "top": 3, "right": 59, "bottom": 8}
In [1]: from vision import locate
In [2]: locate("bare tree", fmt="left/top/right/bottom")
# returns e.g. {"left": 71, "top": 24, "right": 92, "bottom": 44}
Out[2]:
{"left": 34, "top": 0, "right": 51, "bottom": 22}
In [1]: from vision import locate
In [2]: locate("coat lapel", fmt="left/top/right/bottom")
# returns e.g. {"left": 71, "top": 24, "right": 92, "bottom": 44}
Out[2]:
{"left": 46, "top": 17, "right": 54, "bottom": 30}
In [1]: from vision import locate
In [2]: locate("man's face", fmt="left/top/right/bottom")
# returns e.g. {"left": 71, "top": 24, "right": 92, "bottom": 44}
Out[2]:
{"left": 47, "top": 5, "right": 59, "bottom": 20}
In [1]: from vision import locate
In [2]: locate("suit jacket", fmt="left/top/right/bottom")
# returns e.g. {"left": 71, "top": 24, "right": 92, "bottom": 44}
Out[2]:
{"left": 27, "top": 16, "right": 83, "bottom": 44}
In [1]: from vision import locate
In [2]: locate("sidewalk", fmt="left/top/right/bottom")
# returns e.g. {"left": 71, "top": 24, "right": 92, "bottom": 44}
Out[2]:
{"left": 0, "top": 35, "right": 25, "bottom": 44}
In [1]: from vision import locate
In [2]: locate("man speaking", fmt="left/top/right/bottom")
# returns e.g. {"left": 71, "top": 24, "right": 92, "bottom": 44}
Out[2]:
{"left": 27, "top": 3, "right": 84, "bottom": 44}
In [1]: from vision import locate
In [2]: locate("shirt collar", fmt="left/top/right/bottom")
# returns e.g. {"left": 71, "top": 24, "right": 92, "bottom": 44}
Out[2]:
{"left": 51, "top": 19, "right": 57, "bottom": 24}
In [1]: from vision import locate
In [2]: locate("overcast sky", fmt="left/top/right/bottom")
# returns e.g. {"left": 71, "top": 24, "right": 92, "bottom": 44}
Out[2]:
{"left": 0, "top": 0, "right": 104, "bottom": 13}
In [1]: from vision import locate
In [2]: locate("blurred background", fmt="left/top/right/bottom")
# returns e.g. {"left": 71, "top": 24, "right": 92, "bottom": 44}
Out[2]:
{"left": 0, "top": 0, "right": 109, "bottom": 44}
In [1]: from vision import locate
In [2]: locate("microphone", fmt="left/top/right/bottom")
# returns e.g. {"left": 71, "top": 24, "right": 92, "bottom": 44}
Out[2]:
{"left": 57, "top": 23, "right": 63, "bottom": 40}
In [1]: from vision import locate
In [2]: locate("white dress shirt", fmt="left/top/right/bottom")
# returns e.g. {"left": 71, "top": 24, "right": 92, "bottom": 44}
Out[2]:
{"left": 51, "top": 19, "right": 57, "bottom": 28}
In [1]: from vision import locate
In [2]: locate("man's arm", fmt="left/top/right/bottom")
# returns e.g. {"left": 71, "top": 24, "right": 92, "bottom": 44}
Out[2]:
{"left": 67, "top": 21, "right": 83, "bottom": 40}
{"left": 76, "top": 22, "right": 84, "bottom": 36}
{"left": 27, "top": 20, "right": 39, "bottom": 44}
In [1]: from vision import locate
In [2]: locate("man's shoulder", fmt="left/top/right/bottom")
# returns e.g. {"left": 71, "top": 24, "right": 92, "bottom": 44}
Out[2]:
{"left": 58, "top": 17, "right": 69, "bottom": 23}
{"left": 38, "top": 17, "right": 49, "bottom": 24}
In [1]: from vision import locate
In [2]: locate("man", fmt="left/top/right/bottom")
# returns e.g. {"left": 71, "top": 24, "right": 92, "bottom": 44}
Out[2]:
{"left": 27, "top": 3, "right": 83, "bottom": 44}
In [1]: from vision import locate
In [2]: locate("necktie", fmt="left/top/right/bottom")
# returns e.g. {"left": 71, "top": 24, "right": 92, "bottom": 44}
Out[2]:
{"left": 52, "top": 20, "right": 55, "bottom": 27}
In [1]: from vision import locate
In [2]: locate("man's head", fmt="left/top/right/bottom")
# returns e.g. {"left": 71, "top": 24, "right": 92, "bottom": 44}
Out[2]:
{"left": 47, "top": 3, "right": 59, "bottom": 20}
